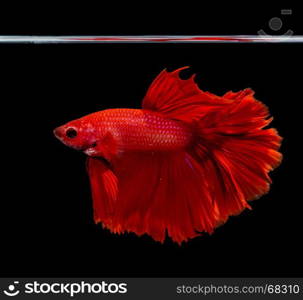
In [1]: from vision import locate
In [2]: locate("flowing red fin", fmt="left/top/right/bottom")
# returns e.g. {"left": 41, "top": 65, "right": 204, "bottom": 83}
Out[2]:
{"left": 99, "top": 151, "right": 220, "bottom": 244}
{"left": 191, "top": 89, "right": 282, "bottom": 220}
{"left": 86, "top": 158, "right": 118, "bottom": 224}
{"left": 142, "top": 67, "right": 232, "bottom": 122}
{"left": 199, "top": 89, "right": 272, "bottom": 135}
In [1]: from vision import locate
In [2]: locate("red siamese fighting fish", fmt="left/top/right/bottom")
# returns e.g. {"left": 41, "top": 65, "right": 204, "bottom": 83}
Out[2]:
{"left": 54, "top": 67, "right": 282, "bottom": 244}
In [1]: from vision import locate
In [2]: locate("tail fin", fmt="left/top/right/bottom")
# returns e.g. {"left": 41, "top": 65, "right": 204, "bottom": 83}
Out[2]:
{"left": 143, "top": 67, "right": 282, "bottom": 226}
{"left": 191, "top": 89, "right": 282, "bottom": 221}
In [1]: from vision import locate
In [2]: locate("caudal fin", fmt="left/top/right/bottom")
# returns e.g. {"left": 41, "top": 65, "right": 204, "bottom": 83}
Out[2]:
{"left": 142, "top": 67, "right": 282, "bottom": 230}
{"left": 191, "top": 89, "right": 282, "bottom": 221}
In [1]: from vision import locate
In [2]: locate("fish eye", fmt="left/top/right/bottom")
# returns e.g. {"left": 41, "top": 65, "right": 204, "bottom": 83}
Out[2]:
{"left": 66, "top": 127, "right": 77, "bottom": 138}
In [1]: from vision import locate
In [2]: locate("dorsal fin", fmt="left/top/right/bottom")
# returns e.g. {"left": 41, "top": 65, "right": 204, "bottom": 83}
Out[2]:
{"left": 142, "top": 67, "right": 231, "bottom": 122}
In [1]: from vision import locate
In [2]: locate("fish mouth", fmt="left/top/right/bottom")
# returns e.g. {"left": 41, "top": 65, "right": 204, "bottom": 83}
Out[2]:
{"left": 82, "top": 142, "right": 112, "bottom": 168}
{"left": 81, "top": 142, "right": 98, "bottom": 156}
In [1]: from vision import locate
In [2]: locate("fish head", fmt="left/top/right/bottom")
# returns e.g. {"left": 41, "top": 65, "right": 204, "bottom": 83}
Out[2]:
{"left": 53, "top": 117, "right": 100, "bottom": 156}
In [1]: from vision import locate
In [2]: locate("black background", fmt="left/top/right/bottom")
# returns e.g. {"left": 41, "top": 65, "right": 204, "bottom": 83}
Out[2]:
{"left": 0, "top": 6, "right": 302, "bottom": 278}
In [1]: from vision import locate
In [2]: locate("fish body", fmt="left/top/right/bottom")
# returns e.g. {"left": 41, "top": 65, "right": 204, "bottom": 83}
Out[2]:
{"left": 55, "top": 108, "right": 192, "bottom": 160}
{"left": 54, "top": 67, "right": 282, "bottom": 244}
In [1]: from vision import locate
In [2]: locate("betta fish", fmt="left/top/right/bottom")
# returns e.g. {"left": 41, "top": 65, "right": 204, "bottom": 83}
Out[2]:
{"left": 54, "top": 67, "right": 282, "bottom": 244}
